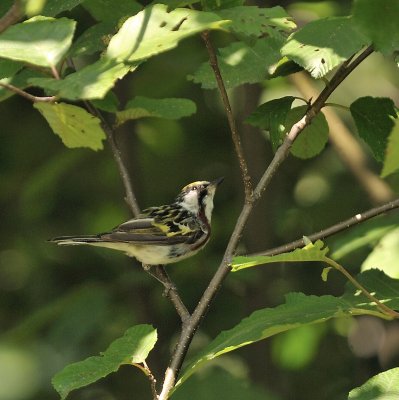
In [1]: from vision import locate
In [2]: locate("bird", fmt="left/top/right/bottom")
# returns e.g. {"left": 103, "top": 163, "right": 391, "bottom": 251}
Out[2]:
{"left": 50, "top": 178, "right": 223, "bottom": 265}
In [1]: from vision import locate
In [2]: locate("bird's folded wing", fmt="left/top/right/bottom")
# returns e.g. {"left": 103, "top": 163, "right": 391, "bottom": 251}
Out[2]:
{"left": 104, "top": 217, "right": 197, "bottom": 245}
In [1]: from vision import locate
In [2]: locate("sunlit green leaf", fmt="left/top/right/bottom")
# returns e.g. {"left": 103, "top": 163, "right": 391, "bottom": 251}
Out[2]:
{"left": 246, "top": 96, "right": 295, "bottom": 151}
{"left": 116, "top": 96, "right": 196, "bottom": 125}
{"left": 232, "top": 240, "right": 328, "bottom": 272}
{"left": 353, "top": 0, "right": 399, "bottom": 56}
{"left": 281, "top": 16, "right": 369, "bottom": 78}
{"left": 0, "top": 17, "right": 76, "bottom": 67}
{"left": 52, "top": 325, "right": 157, "bottom": 400}
{"left": 106, "top": 4, "right": 229, "bottom": 62}
{"left": 350, "top": 96, "right": 397, "bottom": 162}
{"left": 382, "top": 118, "right": 399, "bottom": 177}
{"left": 362, "top": 227, "right": 399, "bottom": 279}
{"left": 217, "top": 6, "right": 296, "bottom": 39}
{"left": 29, "top": 58, "right": 134, "bottom": 100}
{"left": 176, "top": 270, "right": 399, "bottom": 390}
{"left": 188, "top": 37, "right": 282, "bottom": 89}
{"left": 288, "top": 106, "right": 329, "bottom": 159}
{"left": 34, "top": 102, "right": 106, "bottom": 150}
{"left": 348, "top": 367, "right": 399, "bottom": 400}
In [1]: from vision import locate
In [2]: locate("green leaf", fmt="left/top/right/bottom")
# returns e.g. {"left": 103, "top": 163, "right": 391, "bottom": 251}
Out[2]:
{"left": 91, "top": 90, "right": 120, "bottom": 113}
{"left": 353, "top": 0, "right": 399, "bottom": 56}
{"left": 348, "top": 367, "right": 399, "bottom": 400}
{"left": 232, "top": 240, "right": 328, "bottom": 272}
{"left": 362, "top": 227, "right": 399, "bottom": 279}
{"left": 0, "top": 17, "right": 76, "bottom": 68}
{"left": 268, "top": 56, "right": 303, "bottom": 79}
{"left": 116, "top": 96, "right": 196, "bottom": 125}
{"left": 281, "top": 16, "right": 369, "bottom": 78}
{"left": 217, "top": 6, "right": 296, "bottom": 39}
{"left": 246, "top": 96, "right": 295, "bottom": 151}
{"left": 106, "top": 4, "right": 229, "bottom": 62}
{"left": 0, "top": 59, "right": 23, "bottom": 79}
{"left": 41, "top": 0, "right": 85, "bottom": 16}
{"left": 82, "top": 0, "right": 142, "bottom": 23}
{"left": 288, "top": 106, "right": 329, "bottom": 159}
{"left": 69, "top": 21, "right": 115, "bottom": 57}
{"left": 201, "top": 0, "right": 243, "bottom": 11}
{"left": 52, "top": 324, "right": 157, "bottom": 400}
{"left": 29, "top": 58, "right": 134, "bottom": 100}
{"left": 350, "top": 96, "right": 397, "bottom": 162}
{"left": 188, "top": 37, "right": 282, "bottom": 89}
{"left": 382, "top": 118, "right": 399, "bottom": 177}
{"left": 176, "top": 270, "right": 399, "bottom": 390}
{"left": 33, "top": 102, "right": 106, "bottom": 150}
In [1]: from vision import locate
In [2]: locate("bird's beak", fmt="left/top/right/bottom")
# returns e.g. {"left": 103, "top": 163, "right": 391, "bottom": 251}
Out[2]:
{"left": 210, "top": 177, "right": 224, "bottom": 187}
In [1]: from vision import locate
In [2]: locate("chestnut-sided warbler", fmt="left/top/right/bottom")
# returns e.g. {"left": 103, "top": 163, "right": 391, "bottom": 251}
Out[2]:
{"left": 50, "top": 178, "right": 223, "bottom": 265}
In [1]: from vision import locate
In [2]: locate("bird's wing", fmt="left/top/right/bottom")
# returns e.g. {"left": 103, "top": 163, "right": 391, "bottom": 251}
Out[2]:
{"left": 102, "top": 210, "right": 202, "bottom": 246}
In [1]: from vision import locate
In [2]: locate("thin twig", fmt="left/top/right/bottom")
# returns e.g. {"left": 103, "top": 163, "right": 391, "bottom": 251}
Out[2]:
{"left": 84, "top": 101, "right": 141, "bottom": 216}
{"left": 0, "top": 82, "right": 57, "bottom": 102}
{"left": 201, "top": 31, "right": 253, "bottom": 200}
{"left": 158, "top": 46, "right": 375, "bottom": 400}
{"left": 143, "top": 265, "right": 191, "bottom": 323}
{"left": 0, "top": 0, "right": 22, "bottom": 34}
{"left": 134, "top": 362, "right": 159, "bottom": 399}
{"left": 252, "top": 198, "right": 399, "bottom": 257}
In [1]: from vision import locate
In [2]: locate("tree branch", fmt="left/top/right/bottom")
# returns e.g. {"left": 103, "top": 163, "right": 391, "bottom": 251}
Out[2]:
{"left": 251, "top": 198, "right": 399, "bottom": 257}
{"left": 201, "top": 31, "right": 253, "bottom": 200}
{"left": 0, "top": 0, "right": 22, "bottom": 34}
{"left": 158, "top": 45, "right": 375, "bottom": 400}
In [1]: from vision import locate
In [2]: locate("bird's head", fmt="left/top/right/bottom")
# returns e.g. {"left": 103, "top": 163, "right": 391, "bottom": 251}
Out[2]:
{"left": 176, "top": 177, "right": 224, "bottom": 222}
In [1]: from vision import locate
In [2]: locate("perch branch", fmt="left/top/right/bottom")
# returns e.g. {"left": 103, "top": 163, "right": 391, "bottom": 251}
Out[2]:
{"left": 158, "top": 45, "right": 375, "bottom": 400}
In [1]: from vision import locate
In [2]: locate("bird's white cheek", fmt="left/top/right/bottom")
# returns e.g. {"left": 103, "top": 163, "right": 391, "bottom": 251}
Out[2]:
{"left": 182, "top": 191, "right": 200, "bottom": 213}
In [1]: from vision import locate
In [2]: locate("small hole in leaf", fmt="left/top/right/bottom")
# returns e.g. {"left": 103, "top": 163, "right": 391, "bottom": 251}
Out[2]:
{"left": 321, "top": 58, "right": 325, "bottom": 64}
{"left": 314, "top": 49, "right": 320, "bottom": 52}
{"left": 159, "top": 21, "right": 167, "bottom": 28}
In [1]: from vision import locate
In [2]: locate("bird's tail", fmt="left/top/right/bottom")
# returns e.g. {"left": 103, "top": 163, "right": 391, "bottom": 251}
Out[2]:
{"left": 49, "top": 235, "right": 102, "bottom": 246}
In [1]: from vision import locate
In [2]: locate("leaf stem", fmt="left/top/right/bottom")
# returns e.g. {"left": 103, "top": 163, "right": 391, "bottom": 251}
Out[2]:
{"left": 324, "top": 257, "right": 399, "bottom": 318}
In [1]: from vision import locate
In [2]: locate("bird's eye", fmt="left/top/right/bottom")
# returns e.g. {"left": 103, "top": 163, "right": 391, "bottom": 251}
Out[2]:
{"left": 191, "top": 186, "right": 198, "bottom": 191}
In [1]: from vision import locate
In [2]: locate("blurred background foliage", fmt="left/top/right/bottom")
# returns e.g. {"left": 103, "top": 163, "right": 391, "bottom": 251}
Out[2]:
{"left": 1, "top": 0, "right": 399, "bottom": 399}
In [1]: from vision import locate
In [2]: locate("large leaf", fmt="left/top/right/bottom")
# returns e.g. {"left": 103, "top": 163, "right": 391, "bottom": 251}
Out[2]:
{"left": 382, "top": 118, "right": 399, "bottom": 177}
{"left": 82, "top": 0, "right": 142, "bottom": 23}
{"left": 188, "top": 37, "right": 282, "bottom": 89}
{"left": 52, "top": 324, "right": 157, "bottom": 400}
{"left": 281, "top": 16, "right": 369, "bottom": 78}
{"left": 106, "top": 4, "right": 228, "bottom": 62}
{"left": 288, "top": 106, "right": 329, "bottom": 159}
{"left": 348, "top": 367, "right": 399, "bottom": 400}
{"left": 0, "top": 17, "right": 76, "bottom": 68}
{"left": 350, "top": 96, "right": 397, "bottom": 162}
{"left": 246, "top": 96, "right": 296, "bottom": 151}
{"left": 353, "top": 0, "right": 399, "bottom": 56}
{"left": 34, "top": 103, "right": 106, "bottom": 150}
{"left": 29, "top": 58, "right": 134, "bottom": 100}
{"left": 0, "top": 59, "right": 23, "bottom": 79}
{"left": 232, "top": 240, "right": 328, "bottom": 272}
{"left": 41, "top": 0, "right": 85, "bottom": 16}
{"left": 217, "top": 6, "right": 295, "bottom": 39}
{"left": 176, "top": 270, "right": 399, "bottom": 390}
{"left": 116, "top": 96, "right": 196, "bottom": 125}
